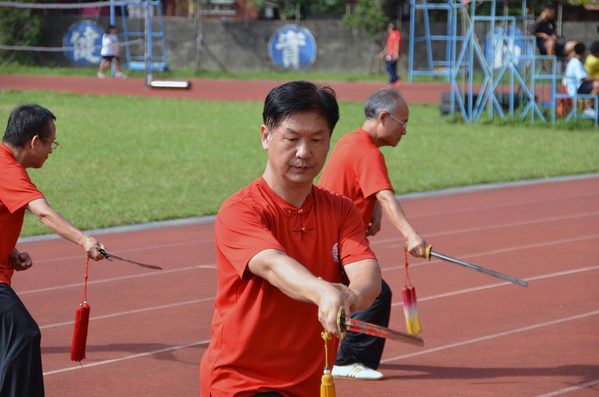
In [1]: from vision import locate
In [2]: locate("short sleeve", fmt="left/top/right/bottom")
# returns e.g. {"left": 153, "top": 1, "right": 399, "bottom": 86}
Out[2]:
{"left": 337, "top": 197, "right": 376, "bottom": 266}
{"left": 0, "top": 164, "right": 44, "bottom": 214}
{"left": 215, "top": 199, "right": 285, "bottom": 279}
{"left": 354, "top": 150, "right": 394, "bottom": 200}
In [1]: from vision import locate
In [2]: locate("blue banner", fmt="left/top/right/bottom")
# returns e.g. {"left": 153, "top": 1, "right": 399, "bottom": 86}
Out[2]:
{"left": 268, "top": 25, "right": 317, "bottom": 71}
{"left": 63, "top": 20, "right": 104, "bottom": 66}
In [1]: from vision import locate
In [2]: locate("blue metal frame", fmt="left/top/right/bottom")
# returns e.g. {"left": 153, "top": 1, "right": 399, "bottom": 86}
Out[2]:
{"left": 110, "top": 0, "right": 168, "bottom": 73}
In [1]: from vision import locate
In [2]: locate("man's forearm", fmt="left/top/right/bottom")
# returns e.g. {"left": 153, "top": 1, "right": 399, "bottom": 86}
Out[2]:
{"left": 376, "top": 190, "right": 419, "bottom": 240}
{"left": 26, "top": 198, "right": 87, "bottom": 246}
{"left": 346, "top": 261, "right": 382, "bottom": 311}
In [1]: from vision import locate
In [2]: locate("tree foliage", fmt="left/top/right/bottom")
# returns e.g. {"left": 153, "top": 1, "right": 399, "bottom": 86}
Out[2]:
{"left": 343, "top": 0, "right": 389, "bottom": 42}
{"left": 0, "top": 1, "right": 44, "bottom": 64}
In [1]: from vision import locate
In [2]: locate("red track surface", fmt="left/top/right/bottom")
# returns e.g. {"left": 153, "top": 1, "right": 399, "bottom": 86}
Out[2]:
{"left": 5, "top": 76, "right": 599, "bottom": 396}
{"left": 0, "top": 74, "right": 452, "bottom": 103}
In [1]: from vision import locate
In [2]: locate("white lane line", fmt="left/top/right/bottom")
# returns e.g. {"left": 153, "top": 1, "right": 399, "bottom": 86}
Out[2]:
{"left": 391, "top": 265, "right": 599, "bottom": 307}
{"left": 24, "top": 238, "right": 215, "bottom": 265}
{"left": 39, "top": 297, "right": 215, "bottom": 329}
{"left": 43, "top": 339, "right": 211, "bottom": 376}
{"left": 381, "top": 234, "right": 599, "bottom": 272}
{"left": 535, "top": 379, "right": 599, "bottom": 397}
{"left": 17, "top": 264, "right": 215, "bottom": 295}
{"left": 403, "top": 192, "right": 599, "bottom": 220}
{"left": 416, "top": 211, "right": 599, "bottom": 240}
{"left": 381, "top": 310, "right": 599, "bottom": 364}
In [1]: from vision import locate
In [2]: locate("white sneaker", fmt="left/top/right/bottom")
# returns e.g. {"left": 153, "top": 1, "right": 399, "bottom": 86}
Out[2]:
{"left": 331, "top": 363, "right": 383, "bottom": 380}
{"left": 583, "top": 108, "right": 597, "bottom": 117}
{"left": 115, "top": 72, "right": 127, "bottom": 79}
{"left": 97, "top": 72, "right": 106, "bottom": 78}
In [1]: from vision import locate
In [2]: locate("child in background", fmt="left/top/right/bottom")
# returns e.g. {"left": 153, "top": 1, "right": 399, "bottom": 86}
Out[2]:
{"left": 584, "top": 42, "right": 599, "bottom": 79}
{"left": 98, "top": 25, "right": 126, "bottom": 79}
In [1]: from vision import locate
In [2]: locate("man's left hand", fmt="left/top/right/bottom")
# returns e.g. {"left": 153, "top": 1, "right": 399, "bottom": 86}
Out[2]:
{"left": 9, "top": 249, "right": 33, "bottom": 271}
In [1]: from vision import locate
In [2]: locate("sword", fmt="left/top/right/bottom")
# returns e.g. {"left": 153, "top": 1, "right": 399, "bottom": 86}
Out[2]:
{"left": 98, "top": 248, "right": 163, "bottom": 270}
{"left": 406, "top": 244, "right": 528, "bottom": 287}
{"left": 336, "top": 307, "right": 424, "bottom": 347}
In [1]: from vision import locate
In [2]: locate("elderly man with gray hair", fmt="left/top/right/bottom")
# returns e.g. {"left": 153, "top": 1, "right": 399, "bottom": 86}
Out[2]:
{"left": 318, "top": 87, "right": 427, "bottom": 380}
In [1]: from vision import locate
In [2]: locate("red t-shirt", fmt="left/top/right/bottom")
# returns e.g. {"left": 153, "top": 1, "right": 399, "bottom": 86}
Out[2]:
{"left": 318, "top": 128, "right": 394, "bottom": 230}
{"left": 0, "top": 143, "right": 44, "bottom": 285}
{"left": 386, "top": 30, "right": 402, "bottom": 58}
{"left": 200, "top": 176, "right": 375, "bottom": 397}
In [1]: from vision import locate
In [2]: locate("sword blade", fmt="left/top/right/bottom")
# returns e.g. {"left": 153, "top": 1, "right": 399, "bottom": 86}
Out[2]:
{"left": 346, "top": 318, "right": 425, "bottom": 347}
{"left": 337, "top": 307, "right": 424, "bottom": 347}
{"left": 430, "top": 250, "right": 528, "bottom": 287}
{"left": 99, "top": 249, "right": 162, "bottom": 270}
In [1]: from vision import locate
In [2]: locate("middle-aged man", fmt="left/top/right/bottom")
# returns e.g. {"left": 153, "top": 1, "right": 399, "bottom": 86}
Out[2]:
{"left": 0, "top": 104, "right": 105, "bottom": 396}
{"left": 318, "top": 88, "right": 427, "bottom": 380}
{"left": 199, "top": 81, "right": 382, "bottom": 397}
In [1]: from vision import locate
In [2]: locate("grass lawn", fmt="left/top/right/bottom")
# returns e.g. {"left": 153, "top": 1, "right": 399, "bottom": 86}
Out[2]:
{"left": 0, "top": 90, "right": 597, "bottom": 237}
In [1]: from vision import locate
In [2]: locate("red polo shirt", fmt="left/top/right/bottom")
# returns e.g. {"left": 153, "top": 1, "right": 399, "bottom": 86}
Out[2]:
{"left": 200, "top": 176, "right": 375, "bottom": 397}
{"left": 0, "top": 143, "right": 45, "bottom": 285}
{"left": 318, "top": 128, "right": 394, "bottom": 230}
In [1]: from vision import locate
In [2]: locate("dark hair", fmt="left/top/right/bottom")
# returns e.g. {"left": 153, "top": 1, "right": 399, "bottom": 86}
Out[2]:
{"left": 262, "top": 81, "right": 339, "bottom": 134}
{"left": 106, "top": 24, "right": 116, "bottom": 34}
{"left": 3, "top": 104, "right": 56, "bottom": 148}
{"left": 389, "top": 22, "right": 398, "bottom": 31}
{"left": 542, "top": 1, "right": 556, "bottom": 10}
{"left": 574, "top": 42, "right": 586, "bottom": 55}
{"left": 364, "top": 88, "right": 403, "bottom": 120}
{"left": 590, "top": 41, "right": 599, "bottom": 56}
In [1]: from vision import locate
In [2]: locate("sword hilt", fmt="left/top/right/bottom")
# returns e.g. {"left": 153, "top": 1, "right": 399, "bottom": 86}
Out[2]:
{"left": 337, "top": 306, "right": 347, "bottom": 340}
{"left": 403, "top": 242, "right": 433, "bottom": 261}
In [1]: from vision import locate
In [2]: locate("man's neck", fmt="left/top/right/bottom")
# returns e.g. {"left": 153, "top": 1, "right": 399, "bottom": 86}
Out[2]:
{"left": 2, "top": 142, "right": 27, "bottom": 167}
{"left": 262, "top": 167, "right": 312, "bottom": 209}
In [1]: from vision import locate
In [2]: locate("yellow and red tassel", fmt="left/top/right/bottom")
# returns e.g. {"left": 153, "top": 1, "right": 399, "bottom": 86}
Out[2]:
{"left": 402, "top": 248, "right": 422, "bottom": 335}
{"left": 71, "top": 258, "right": 90, "bottom": 362}
{"left": 320, "top": 331, "right": 336, "bottom": 397}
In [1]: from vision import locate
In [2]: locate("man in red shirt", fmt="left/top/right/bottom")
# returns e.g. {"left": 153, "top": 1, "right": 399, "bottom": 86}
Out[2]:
{"left": 0, "top": 104, "right": 106, "bottom": 396}
{"left": 318, "top": 88, "right": 427, "bottom": 380}
{"left": 199, "top": 81, "right": 382, "bottom": 397}
{"left": 378, "top": 22, "right": 403, "bottom": 87}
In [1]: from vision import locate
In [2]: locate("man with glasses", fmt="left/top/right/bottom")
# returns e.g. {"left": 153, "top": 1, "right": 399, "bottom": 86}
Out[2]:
{"left": 0, "top": 104, "right": 106, "bottom": 396}
{"left": 319, "top": 87, "right": 427, "bottom": 380}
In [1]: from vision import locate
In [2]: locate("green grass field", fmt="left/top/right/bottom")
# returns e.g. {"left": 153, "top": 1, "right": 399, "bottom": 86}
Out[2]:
{"left": 1, "top": 89, "right": 597, "bottom": 237}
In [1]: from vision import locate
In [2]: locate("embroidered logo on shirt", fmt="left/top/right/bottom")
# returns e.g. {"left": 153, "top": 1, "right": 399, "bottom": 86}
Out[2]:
{"left": 331, "top": 243, "right": 339, "bottom": 263}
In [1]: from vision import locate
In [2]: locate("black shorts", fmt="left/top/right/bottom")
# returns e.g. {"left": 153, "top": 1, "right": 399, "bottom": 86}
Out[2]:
{"left": 102, "top": 55, "right": 119, "bottom": 62}
{"left": 578, "top": 81, "right": 594, "bottom": 94}
{"left": 538, "top": 41, "right": 565, "bottom": 57}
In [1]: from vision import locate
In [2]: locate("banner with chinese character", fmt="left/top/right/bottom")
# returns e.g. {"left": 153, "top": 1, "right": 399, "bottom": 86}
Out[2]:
{"left": 63, "top": 21, "right": 104, "bottom": 66}
{"left": 268, "top": 25, "right": 317, "bottom": 71}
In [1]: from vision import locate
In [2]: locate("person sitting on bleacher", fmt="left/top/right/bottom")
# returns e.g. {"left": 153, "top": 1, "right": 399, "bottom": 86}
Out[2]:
{"left": 528, "top": 2, "right": 576, "bottom": 62}
{"left": 565, "top": 43, "right": 599, "bottom": 118}
{"left": 584, "top": 42, "right": 599, "bottom": 79}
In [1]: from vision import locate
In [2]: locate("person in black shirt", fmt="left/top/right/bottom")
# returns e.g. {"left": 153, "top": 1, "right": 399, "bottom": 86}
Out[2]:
{"left": 528, "top": 2, "right": 575, "bottom": 59}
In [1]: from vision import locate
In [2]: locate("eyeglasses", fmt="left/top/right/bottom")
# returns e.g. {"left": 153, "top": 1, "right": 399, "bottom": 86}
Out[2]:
{"left": 42, "top": 137, "right": 59, "bottom": 149}
{"left": 388, "top": 113, "right": 407, "bottom": 128}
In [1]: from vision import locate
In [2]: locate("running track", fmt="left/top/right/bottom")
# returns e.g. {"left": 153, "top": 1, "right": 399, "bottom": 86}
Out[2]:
{"left": 5, "top": 76, "right": 599, "bottom": 396}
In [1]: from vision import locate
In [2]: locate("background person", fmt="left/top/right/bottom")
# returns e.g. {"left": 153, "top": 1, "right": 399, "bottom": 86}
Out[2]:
{"left": 0, "top": 104, "right": 106, "bottom": 396}
{"left": 565, "top": 42, "right": 599, "bottom": 117}
{"left": 98, "top": 25, "right": 126, "bottom": 79}
{"left": 199, "top": 81, "right": 382, "bottom": 397}
{"left": 527, "top": 2, "right": 576, "bottom": 67}
{"left": 378, "top": 22, "right": 403, "bottom": 88}
{"left": 585, "top": 41, "right": 599, "bottom": 78}
{"left": 319, "top": 87, "right": 427, "bottom": 380}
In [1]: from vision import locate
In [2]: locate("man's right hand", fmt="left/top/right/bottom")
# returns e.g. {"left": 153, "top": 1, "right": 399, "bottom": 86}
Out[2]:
{"left": 79, "top": 235, "right": 105, "bottom": 261}
{"left": 316, "top": 282, "right": 350, "bottom": 339}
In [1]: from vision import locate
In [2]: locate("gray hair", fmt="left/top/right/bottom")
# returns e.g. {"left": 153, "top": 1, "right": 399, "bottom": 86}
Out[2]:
{"left": 364, "top": 88, "right": 402, "bottom": 120}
